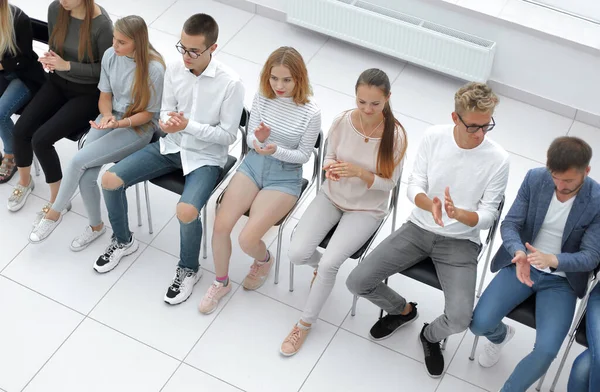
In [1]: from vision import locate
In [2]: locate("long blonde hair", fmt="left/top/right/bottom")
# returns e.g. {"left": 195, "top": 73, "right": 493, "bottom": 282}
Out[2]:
{"left": 50, "top": 0, "right": 95, "bottom": 62}
{"left": 114, "top": 16, "right": 165, "bottom": 132}
{"left": 0, "top": 0, "right": 18, "bottom": 60}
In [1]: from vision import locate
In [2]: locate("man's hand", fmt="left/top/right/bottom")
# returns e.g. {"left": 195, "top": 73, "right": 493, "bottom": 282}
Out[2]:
{"left": 512, "top": 250, "right": 533, "bottom": 287}
{"left": 431, "top": 196, "right": 444, "bottom": 227}
{"left": 253, "top": 140, "right": 277, "bottom": 155}
{"left": 526, "top": 242, "right": 558, "bottom": 270}
{"left": 159, "top": 111, "right": 189, "bottom": 133}
{"left": 444, "top": 187, "right": 462, "bottom": 220}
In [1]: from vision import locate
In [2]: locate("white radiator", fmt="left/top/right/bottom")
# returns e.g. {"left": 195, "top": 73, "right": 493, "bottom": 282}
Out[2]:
{"left": 287, "top": 0, "right": 497, "bottom": 82}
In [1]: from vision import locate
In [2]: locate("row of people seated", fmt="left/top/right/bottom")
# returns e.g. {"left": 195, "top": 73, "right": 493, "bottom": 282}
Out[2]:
{"left": 0, "top": 1, "right": 598, "bottom": 391}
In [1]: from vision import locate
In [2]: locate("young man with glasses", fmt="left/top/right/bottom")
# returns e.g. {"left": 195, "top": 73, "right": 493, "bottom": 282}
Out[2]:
{"left": 346, "top": 82, "right": 509, "bottom": 378}
{"left": 96, "top": 13, "right": 245, "bottom": 305}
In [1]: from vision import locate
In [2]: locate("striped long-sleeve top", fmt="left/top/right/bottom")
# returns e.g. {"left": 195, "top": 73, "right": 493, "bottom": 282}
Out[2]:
{"left": 246, "top": 92, "right": 321, "bottom": 164}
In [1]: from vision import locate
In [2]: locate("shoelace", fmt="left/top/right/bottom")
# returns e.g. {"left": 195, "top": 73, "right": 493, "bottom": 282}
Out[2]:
{"left": 170, "top": 267, "right": 188, "bottom": 292}
{"left": 101, "top": 240, "right": 121, "bottom": 261}
{"left": 484, "top": 341, "right": 501, "bottom": 358}
{"left": 423, "top": 339, "right": 441, "bottom": 358}
{"left": 248, "top": 261, "right": 261, "bottom": 278}
{"left": 76, "top": 227, "right": 95, "bottom": 243}
{"left": 285, "top": 327, "right": 302, "bottom": 346}
{"left": 205, "top": 282, "right": 221, "bottom": 301}
{"left": 34, "top": 218, "right": 55, "bottom": 235}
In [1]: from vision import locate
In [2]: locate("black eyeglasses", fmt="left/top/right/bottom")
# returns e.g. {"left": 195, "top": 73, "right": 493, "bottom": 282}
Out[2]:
{"left": 457, "top": 113, "right": 496, "bottom": 134}
{"left": 175, "top": 41, "right": 211, "bottom": 59}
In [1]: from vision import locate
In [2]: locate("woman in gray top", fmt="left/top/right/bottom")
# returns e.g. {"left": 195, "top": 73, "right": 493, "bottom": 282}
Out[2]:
{"left": 29, "top": 15, "right": 165, "bottom": 249}
{"left": 7, "top": 0, "right": 113, "bottom": 218}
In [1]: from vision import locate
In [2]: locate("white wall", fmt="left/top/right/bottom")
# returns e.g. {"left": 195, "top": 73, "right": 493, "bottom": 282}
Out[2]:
{"left": 365, "top": 0, "right": 600, "bottom": 116}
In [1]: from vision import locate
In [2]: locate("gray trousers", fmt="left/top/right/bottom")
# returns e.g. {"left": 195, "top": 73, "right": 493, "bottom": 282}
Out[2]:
{"left": 346, "top": 221, "right": 480, "bottom": 343}
{"left": 52, "top": 114, "right": 154, "bottom": 226}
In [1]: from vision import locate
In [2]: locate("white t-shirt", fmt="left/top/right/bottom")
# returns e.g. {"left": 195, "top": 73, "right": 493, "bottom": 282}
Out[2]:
{"left": 407, "top": 125, "right": 509, "bottom": 243}
{"left": 531, "top": 192, "right": 575, "bottom": 277}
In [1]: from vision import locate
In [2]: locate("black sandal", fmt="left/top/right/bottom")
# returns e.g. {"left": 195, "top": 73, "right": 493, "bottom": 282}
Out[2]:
{"left": 0, "top": 157, "right": 17, "bottom": 184}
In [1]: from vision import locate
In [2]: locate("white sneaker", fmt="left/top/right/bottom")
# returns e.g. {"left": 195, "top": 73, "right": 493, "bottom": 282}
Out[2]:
{"left": 70, "top": 225, "right": 106, "bottom": 252}
{"left": 29, "top": 215, "right": 63, "bottom": 243}
{"left": 164, "top": 266, "right": 203, "bottom": 305}
{"left": 7, "top": 176, "right": 34, "bottom": 212}
{"left": 93, "top": 235, "right": 139, "bottom": 274}
{"left": 198, "top": 280, "right": 232, "bottom": 314}
{"left": 32, "top": 201, "right": 71, "bottom": 228}
{"left": 479, "top": 324, "right": 516, "bottom": 368}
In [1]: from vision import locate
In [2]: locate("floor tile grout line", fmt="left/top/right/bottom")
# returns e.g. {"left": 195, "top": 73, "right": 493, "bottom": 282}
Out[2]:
{"left": 170, "top": 362, "right": 247, "bottom": 392}
{"left": 19, "top": 317, "right": 87, "bottom": 392}
{"left": 391, "top": 61, "right": 409, "bottom": 85}
{"left": 218, "top": 49, "right": 263, "bottom": 66}
{"left": 147, "top": 0, "right": 179, "bottom": 27}
{"left": 433, "top": 330, "right": 469, "bottom": 392}
{"left": 306, "top": 37, "right": 330, "bottom": 65}
{"left": 297, "top": 326, "right": 342, "bottom": 392}
{"left": 85, "top": 244, "right": 151, "bottom": 317}
{"left": 0, "top": 275, "right": 87, "bottom": 318}
{"left": 216, "top": 14, "right": 258, "bottom": 56}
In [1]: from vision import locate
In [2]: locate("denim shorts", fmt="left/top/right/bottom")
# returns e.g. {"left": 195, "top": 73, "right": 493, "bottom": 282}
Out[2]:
{"left": 237, "top": 150, "right": 303, "bottom": 197}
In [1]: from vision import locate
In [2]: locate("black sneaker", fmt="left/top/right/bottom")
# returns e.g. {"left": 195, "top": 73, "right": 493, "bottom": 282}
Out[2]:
{"left": 94, "top": 235, "right": 139, "bottom": 274}
{"left": 419, "top": 323, "right": 444, "bottom": 378}
{"left": 369, "top": 302, "right": 418, "bottom": 340}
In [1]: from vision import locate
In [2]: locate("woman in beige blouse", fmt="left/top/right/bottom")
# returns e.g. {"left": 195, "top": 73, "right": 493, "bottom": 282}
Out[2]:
{"left": 280, "top": 68, "right": 407, "bottom": 356}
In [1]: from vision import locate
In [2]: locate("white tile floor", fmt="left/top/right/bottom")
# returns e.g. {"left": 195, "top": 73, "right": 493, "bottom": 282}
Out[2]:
{"left": 2, "top": 1, "right": 599, "bottom": 391}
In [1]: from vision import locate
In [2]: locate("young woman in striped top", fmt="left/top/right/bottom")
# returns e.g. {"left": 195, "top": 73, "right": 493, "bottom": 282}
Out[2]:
{"left": 199, "top": 46, "right": 321, "bottom": 314}
{"left": 281, "top": 69, "right": 407, "bottom": 356}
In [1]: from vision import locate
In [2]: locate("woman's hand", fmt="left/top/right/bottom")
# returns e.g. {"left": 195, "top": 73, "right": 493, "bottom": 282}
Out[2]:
{"left": 254, "top": 122, "right": 271, "bottom": 143}
{"left": 323, "top": 162, "right": 340, "bottom": 181}
{"left": 253, "top": 140, "right": 277, "bottom": 155}
{"left": 329, "top": 161, "right": 362, "bottom": 178}
{"left": 90, "top": 115, "right": 117, "bottom": 129}
{"left": 39, "top": 50, "right": 70, "bottom": 72}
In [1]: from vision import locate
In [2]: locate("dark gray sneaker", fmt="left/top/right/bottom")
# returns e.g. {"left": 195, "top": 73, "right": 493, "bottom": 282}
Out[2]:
{"left": 369, "top": 302, "right": 418, "bottom": 340}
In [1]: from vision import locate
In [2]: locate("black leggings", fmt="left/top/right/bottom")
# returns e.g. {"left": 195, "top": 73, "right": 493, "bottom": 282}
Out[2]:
{"left": 13, "top": 72, "right": 99, "bottom": 183}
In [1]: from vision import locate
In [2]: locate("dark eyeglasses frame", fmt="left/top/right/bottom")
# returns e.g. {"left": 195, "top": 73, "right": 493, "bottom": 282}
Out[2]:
{"left": 175, "top": 41, "right": 212, "bottom": 59}
{"left": 457, "top": 113, "right": 496, "bottom": 134}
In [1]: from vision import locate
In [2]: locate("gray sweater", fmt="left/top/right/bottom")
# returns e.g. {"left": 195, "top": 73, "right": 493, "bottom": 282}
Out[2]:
{"left": 47, "top": 0, "right": 113, "bottom": 84}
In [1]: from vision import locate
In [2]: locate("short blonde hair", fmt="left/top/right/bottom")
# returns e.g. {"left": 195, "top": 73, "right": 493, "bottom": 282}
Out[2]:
{"left": 454, "top": 82, "right": 499, "bottom": 115}
{"left": 259, "top": 46, "right": 312, "bottom": 105}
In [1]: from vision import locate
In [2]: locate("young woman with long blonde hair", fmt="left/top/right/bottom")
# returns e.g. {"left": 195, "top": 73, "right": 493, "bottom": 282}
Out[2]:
{"left": 7, "top": 0, "right": 112, "bottom": 218}
{"left": 200, "top": 46, "right": 321, "bottom": 314}
{"left": 29, "top": 15, "right": 165, "bottom": 249}
{"left": 0, "top": 0, "right": 45, "bottom": 183}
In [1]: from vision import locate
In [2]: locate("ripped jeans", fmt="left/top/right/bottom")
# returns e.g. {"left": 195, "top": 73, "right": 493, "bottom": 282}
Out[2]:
{"left": 103, "top": 141, "right": 222, "bottom": 271}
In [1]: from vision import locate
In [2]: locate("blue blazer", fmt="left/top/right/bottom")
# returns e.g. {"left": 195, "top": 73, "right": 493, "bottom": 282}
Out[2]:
{"left": 491, "top": 167, "right": 600, "bottom": 298}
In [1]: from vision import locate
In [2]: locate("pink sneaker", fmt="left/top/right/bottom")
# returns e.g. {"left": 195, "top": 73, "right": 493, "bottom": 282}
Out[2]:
{"left": 280, "top": 324, "right": 310, "bottom": 356}
{"left": 198, "top": 281, "right": 231, "bottom": 314}
{"left": 242, "top": 252, "right": 274, "bottom": 290}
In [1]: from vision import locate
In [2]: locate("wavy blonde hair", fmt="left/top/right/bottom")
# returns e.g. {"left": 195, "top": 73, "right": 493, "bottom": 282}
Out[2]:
{"left": 259, "top": 46, "right": 312, "bottom": 105}
{"left": 454, "top": 82, "right": 499, "bottom": 115}
{"left": 0, "top": 0, "right": 18, "bottom": 60}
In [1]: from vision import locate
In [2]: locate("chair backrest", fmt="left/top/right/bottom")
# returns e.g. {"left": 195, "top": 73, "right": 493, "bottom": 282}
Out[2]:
{"left": 482, "top": 195, "right": 506, "bottom": 247}
{"left": 31, "top": 18, "right": 49, "bottom": 44}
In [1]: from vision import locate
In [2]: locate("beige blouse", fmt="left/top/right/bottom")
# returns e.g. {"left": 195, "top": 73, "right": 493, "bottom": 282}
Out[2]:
{"left": 322, "top": 111, "right": 405, "bottom": 218}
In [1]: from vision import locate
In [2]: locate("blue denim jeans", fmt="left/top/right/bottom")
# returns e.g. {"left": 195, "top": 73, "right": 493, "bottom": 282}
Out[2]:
{"left": 0, "top": 72, "right": 32, "bottom": 155}
{"left": 470, "top": 264, "right": 577, "bottom": 392}
{"left": 103, "top": 141, "right": 222, "bottom": 271}
{"left": 568, "top": 284, "right": 600, "bottom": 392}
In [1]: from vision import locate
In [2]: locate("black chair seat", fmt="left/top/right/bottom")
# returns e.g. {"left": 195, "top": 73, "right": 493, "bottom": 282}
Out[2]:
{"left": 576, "top": 316, "right": 588, "bottom": 347}
{"left": 400, "top": 258, "right": 537, "bottom": 328}
{"left": 150, "top": 155, "right": 237, "bottom": 195}
{"left": 318, "top": 223, "right": 374, "bottom": 260}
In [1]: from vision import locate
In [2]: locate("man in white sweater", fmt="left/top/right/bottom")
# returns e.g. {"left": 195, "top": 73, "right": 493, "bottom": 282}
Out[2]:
{"left": 347, "top": 82, "right": 509, "bottom": 378}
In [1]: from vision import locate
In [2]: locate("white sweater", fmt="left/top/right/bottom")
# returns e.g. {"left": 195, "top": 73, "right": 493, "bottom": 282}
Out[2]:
{"left": 246, "top": 92, "right": 321, "bottom": 164}
{"left": 407, "top": 125, "right": 510, "bottom": 243}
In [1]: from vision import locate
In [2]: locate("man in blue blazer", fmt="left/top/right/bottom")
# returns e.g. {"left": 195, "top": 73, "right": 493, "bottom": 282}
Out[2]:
{"left": 469, "top": 136, "right": 600, "bottom": 392}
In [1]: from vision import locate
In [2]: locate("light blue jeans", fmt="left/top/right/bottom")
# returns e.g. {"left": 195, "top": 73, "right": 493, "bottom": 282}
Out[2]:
{"left": 52, "top": 112, "right": 154, "bottom": 226}
{"left": 568, "top": 284, "right": 600, "bottom": 392}
{"left": 0, "top": 72, "right": 32, "bottom": 155}
{"left": 470, "top": 264, "right": 577, "bottom": 392}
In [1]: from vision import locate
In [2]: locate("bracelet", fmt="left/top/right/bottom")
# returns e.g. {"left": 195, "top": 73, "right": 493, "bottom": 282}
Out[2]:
{"left": 127, "top": 117, "right": 132, "bottom": 127}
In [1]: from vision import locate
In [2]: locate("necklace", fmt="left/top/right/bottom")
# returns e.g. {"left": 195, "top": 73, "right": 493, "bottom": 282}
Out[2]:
{"left": 358, "top": 112, "right": 384, "bottom": 143}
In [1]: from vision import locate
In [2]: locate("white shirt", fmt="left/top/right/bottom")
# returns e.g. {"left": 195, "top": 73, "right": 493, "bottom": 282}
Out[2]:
{"left": 159, "top": 58, "right": 245, "bottom": 175}
{"left": 531, "top": 192, "right": 574, "bottom": 277}
{"left": 407, "top": 125, "right": 509, "bottom": 243}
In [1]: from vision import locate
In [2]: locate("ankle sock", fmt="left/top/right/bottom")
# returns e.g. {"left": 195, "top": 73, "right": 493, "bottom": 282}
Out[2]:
{"left": 259, "top": 250, "right": 270, "bottom": 263}
{"left": 297, "top": 322, "right": 311, "bottom": 330}
{"left": 216, "top": 275, "right": 229, "bottom": 286}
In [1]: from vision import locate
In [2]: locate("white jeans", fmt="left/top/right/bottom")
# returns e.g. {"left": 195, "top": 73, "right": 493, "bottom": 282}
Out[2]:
{"left": 288, "top": 192, "right": 381, "bottom": 324}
